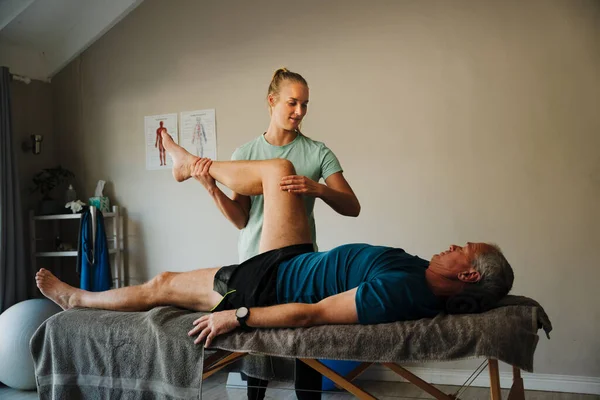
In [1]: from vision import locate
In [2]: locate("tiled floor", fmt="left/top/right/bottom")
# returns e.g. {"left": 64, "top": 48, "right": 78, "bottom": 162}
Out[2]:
{"left": 210, "top": 374, "right": 600, "bottom": 399}
{"left": 1, "top": 373, "right": 598, "bottom": 399}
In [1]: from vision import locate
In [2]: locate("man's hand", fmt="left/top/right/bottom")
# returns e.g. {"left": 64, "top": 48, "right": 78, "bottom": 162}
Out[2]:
{"left": 279, "top": 175, "right": 324, "bottom": 197}
{"left": 191, "top": 158, "right": 217, "bottom": 192}
{"left": 188, "top": 310, "right": 239, "bottom": 347}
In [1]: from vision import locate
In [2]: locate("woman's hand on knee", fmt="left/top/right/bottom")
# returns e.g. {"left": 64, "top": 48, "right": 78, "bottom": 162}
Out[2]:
{"left": 189, "top": 310, "right": 238, "bottom": 347}
{"left": 279, "top": 175, "right": 323, "bottom": 197}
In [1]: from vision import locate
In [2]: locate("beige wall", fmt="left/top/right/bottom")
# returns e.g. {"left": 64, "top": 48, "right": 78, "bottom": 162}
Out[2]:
{"left": 50, "top": 0, "right": 600, "bottom": 378}
{"left": 12, "top": 80, "right": 56, "bottom": 209}
{"left": 11, "top": 79, "right": 57, "bottom": 294}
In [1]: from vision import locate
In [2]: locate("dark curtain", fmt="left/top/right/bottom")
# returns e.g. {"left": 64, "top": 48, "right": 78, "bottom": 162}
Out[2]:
{"left": 0, "top": 66, "right": 28, "bottom": 312}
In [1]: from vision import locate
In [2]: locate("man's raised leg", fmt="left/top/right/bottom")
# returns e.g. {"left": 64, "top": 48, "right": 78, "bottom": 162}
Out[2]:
{"left": 162, "top": 132, "right": 311, "bottom": 252}
{"left": 36, "top": 267, "right": 224, "bottom": 312}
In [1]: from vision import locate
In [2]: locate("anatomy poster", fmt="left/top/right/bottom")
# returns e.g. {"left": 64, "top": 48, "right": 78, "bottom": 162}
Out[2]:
{"left": 180, "top": 109, "right": 217, "bottom": 159}
{"left": 144, "top": 113, "right": 178, "bottom": 170}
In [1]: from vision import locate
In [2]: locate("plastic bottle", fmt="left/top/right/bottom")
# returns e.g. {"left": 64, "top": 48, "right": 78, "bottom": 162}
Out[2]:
{"left": 65, "top": 184, "right": 77, "bottom": 203}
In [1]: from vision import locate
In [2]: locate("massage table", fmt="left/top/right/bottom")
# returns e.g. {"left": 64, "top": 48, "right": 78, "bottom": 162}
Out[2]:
{"left": 31, "top": 295, "right": 551, "bottom": 399}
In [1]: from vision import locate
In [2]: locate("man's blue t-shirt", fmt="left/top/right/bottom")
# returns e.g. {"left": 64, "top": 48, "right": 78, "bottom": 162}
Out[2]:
{"left": 276, "top": 243, "right": 442, "bottom": 324}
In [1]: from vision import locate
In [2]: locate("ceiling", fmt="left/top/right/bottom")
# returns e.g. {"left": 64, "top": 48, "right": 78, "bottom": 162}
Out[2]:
{"left": 0, "top": 0, "right": 144, "bottom": 81}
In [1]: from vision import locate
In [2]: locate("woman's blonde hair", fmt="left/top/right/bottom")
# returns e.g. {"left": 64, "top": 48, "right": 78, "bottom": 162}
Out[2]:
{"left": 266, "top": 68, "right": 308, "bottom": 114}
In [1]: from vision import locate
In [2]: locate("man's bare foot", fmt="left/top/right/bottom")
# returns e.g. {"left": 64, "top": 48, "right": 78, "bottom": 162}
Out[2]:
{"left": 161, "top": 131, "right": 198, "bottom": 182}
{"left": 35, "top": 268, "right": 80, "bottom": 310}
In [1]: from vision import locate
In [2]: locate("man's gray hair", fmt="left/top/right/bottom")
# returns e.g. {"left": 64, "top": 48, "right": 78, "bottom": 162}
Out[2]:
{"left": 470, "top": 244, "right": 514, "bottom": 300}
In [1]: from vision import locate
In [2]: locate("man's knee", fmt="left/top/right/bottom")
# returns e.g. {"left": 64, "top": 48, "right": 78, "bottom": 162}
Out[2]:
{"left": 267, "top": 158, "right": 296, "bottom": 176}
{"left": 143, "top": 272, "right": 177, "bottom": 306}
{"left": 148, "top": 271, "right": 175, "bottom": 292}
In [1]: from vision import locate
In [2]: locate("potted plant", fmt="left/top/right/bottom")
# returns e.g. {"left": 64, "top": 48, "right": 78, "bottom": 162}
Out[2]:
{"left": 31, "top": 165, "right": 75, "bottom": 215}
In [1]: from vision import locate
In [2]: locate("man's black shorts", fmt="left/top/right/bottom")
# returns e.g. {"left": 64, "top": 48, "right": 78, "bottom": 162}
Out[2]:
{"left": 211, "top": 243, "right": 314, "bottom": 312}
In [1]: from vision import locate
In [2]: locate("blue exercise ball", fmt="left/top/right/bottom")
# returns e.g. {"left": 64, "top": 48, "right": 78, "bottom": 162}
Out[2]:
{"left": 0, "top": 298, "right": 62, "bottom": 390}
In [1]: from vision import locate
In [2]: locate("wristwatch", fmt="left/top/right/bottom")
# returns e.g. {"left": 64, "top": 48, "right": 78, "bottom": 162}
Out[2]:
{"left": 235, "top": 307, "right": 251, "bottom": 331}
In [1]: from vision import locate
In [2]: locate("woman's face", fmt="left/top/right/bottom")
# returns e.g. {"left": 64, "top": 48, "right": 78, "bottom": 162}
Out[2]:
{"left": 269, "top": 82, "right": 309, "bottom": 132}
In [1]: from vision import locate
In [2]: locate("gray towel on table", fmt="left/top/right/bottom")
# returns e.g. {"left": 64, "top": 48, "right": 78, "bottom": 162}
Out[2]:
{"left": 216, "top": 295, "right": 551, "bottom": 381}
{"left": 30, "top": 295, "right": 550, "bottom": 399}
{"left": 31, "top": 306, "right": 205, "bottom": 399}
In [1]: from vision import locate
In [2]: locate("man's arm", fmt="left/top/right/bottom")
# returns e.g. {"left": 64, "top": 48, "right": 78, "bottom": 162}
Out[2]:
{"left": 189, "top": 288, "right": 359, "bottom": 347}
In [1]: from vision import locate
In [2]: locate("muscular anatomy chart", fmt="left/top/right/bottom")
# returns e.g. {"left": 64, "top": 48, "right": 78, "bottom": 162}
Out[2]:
{"left": 145, "top": 114, "right": 178, "bottom": 170}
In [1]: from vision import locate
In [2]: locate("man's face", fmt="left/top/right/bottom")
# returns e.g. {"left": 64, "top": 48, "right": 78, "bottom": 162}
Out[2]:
{"left": 429, "top": 242, "right": 493, "bottom": 281}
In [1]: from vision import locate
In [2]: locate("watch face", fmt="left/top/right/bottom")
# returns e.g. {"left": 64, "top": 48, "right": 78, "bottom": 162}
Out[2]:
{"left": 236, "top": 307, "right": 248, "bottom": 319}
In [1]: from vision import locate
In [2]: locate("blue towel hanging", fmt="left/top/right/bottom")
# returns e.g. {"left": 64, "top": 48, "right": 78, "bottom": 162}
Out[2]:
{"left": 77, "top": 207, "right": 112, "bottom": 291}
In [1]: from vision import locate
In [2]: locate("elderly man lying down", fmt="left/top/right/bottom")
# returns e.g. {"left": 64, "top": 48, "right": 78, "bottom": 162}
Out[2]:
{"left": 36, "top": 132, "right": 514, "bottom": 350}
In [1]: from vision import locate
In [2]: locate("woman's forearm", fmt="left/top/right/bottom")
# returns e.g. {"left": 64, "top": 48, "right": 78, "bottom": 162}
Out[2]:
{"left": 208, "top": 186, "right": 249, "bottom": 229}
{"left": 319, "top": 185, "right": 361, "bottom": 217}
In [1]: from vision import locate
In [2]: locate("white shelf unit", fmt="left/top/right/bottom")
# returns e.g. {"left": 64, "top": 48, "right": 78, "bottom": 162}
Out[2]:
{"left": 29, "top": 205, "right": 125, "bottom": 288}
